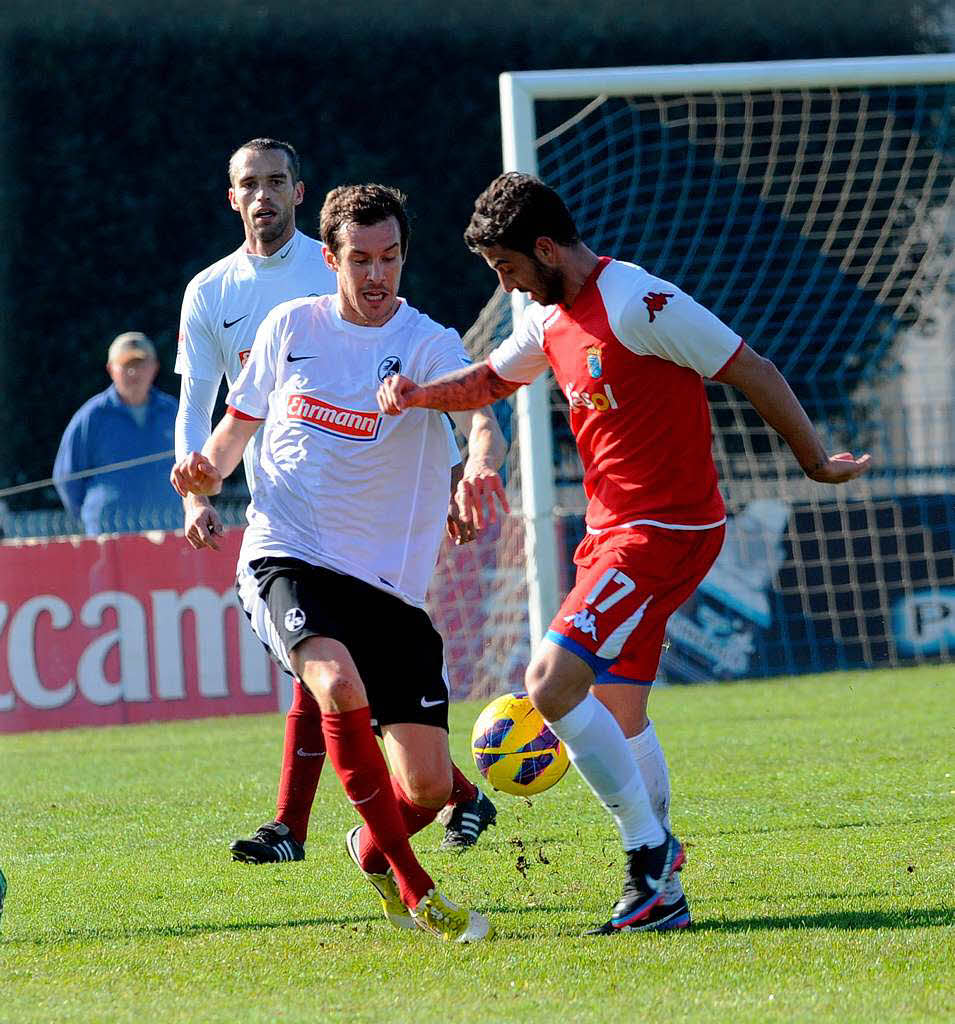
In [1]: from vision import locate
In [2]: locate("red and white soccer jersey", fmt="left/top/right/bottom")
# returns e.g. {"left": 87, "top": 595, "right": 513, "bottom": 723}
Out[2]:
{"left": 228, "top": 294, "right": 472, "bottom": 608}
{"left": 489, "top": 257, "right": 742, "bottom": 533}
{"left": 488, "top": 257, "right": 743, "bottom": 681}
{"left": 176, "top": 230, "right": 337, "bottom": 493}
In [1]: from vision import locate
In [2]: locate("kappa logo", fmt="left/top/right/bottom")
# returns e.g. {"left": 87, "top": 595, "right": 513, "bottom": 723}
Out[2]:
{"left": 287, "top": 393, "right": 382, "bottom": 441}
{"left": 563, "top": 607, "right": 598, "bottom": 641}
{"left": 284, "top": 608, "right": 306, "bottom": 631}
{"left": 377, "top": 355, "right": 402, "bottom": 381}
{"left": 643, "top": 291, "right": 674, "bottom": 323}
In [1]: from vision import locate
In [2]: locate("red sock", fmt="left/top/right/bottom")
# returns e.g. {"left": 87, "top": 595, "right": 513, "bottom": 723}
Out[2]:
{"left": 275, "top": 682, "right": 325, "bottom": 843}
{"left": 322, "top": 706, "right": 433, "bottom": 908}
{"left": 359, "top": 776, "right": 441, "bottom": 875}
{"left": 449, "top": 762, "right": 478, "bottom": 805}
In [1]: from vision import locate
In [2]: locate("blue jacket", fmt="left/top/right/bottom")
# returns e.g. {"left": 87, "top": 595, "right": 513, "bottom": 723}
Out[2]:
{"left": 53, "top": 384, "right": 181, "bottom": 534}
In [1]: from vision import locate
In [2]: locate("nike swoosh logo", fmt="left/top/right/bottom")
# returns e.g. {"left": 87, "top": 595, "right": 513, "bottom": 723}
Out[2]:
{"left": 296, "top": 748, "right": 324, "bottom": 758}
{"left": 223, "top": 315, "right": 249, "bottom": 329}
{"left": 287, "top": 353, "right": 317, "bottom": 362}
{"left": 420, "top": 697, "right": 447, "bottom": 708}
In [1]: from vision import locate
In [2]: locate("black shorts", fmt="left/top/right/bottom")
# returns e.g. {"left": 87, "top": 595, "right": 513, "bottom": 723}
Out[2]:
{"left": 236, "top": 557, "right": 450, "bottom": 731}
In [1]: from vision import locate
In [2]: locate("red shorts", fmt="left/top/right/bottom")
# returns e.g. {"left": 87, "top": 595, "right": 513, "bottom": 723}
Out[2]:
{"left": 546, "top": 524, "right": 725, "bottom": 684}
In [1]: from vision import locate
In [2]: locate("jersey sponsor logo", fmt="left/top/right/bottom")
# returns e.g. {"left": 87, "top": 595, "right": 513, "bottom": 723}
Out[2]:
{"left": 287, "top": 393, "right": 382, "bottom": 441}
{"left": 565, "top": 382, "right": 619, "bottom": 413}
{"left": 284, "top": 608, "right": 306, "bottom": 631}
{"left": 223, "top": 314, "right": 250, "bottom": 329}
{"left": 238, "top": 349, "right": 251, "bottom": 367}
{"left": 587, "top": 346, "right": 603, "bottom": 379}
{"left": 377, "top": 355, "right": 402, "bottom": 381}
{"left": 643, "top": 291, "right": 674, "bottom": 322}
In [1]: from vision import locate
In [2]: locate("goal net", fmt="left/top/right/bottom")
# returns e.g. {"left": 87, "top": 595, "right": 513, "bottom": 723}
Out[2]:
{"left": 428, "top": 56, "right": 955, "bottom": 697}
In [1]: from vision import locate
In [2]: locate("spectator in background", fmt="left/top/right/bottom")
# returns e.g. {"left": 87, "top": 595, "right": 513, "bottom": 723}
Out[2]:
{"left": 53, "top": 332, "right": 180, "bottom": 534}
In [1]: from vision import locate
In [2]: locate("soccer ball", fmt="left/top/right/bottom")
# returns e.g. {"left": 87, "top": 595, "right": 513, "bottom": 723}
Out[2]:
{"left": 470, "top": 693, "right": 570, "bottom": 797}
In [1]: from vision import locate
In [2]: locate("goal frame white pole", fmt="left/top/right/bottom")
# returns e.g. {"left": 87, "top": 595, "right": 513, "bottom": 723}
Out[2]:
{"left": 497, "top": 52, "right": 955, "bottom": 650}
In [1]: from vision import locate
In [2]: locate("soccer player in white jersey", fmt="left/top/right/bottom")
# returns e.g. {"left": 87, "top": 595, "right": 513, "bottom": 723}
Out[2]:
{"left": 172, "top": 184, "right": 505, "bottom": 942}
{"left": 378, "top": 172, "right": 872, "bottom": 934}
{"left": 176, "top": 140, "right": 496, "bottom": 866}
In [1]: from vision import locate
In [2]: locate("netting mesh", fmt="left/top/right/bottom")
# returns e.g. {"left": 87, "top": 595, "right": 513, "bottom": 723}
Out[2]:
{"left": 434, "top": 75, "right": 955, "bottom": 693}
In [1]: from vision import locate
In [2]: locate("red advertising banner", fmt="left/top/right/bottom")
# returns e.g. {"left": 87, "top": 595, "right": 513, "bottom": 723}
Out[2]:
{"left": 0, "top": 529, "right": 282, "bottom": 733}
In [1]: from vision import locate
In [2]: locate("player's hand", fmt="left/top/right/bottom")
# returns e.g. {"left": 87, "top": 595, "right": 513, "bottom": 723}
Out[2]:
{"left": 170, "top": 451, "right": 224, "bottom": 498}
{"left": 804, "top": 451, "right": 873, "bottom": 484}
{"left": 456, "top": 461, "right": 510, "bottom": 531}
{"left": 377, "top": 374, "right": 421, "bottom": 416}
{"left": 183, "top": 494, "right": 225, "bottom": 551}
{"left": 446, "top": 499, "right": 477, "bottom": 545}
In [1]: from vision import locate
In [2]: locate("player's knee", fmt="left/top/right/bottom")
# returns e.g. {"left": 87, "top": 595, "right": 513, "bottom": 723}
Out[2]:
{"left": 312, "top": 672, "right": 363, "bottom": 711}
{"left": 401, "top": 768, "right": 452, "bottom": 810}
{"left": 524, "top": 658, "right": 562, "bottom": 720}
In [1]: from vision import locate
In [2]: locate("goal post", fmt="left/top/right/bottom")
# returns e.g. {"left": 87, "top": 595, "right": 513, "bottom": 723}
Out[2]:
{"left": 448, "top": 53, "right": 955, "bottom": 687}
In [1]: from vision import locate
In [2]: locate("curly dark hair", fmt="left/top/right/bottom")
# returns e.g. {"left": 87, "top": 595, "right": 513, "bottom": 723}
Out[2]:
{"left": 464, "top": 172, "right": 579, "bottom": 256}
{"left": 228, "top": 138, "right": 301, "bottom": 184}
{"left": 319, "top": 184, "right": 410, "bottom": 258}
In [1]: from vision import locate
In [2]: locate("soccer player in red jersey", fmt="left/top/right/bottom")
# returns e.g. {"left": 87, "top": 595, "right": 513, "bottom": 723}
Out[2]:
{"left": 377, "top": 172, "right": 871, "bottom": 934}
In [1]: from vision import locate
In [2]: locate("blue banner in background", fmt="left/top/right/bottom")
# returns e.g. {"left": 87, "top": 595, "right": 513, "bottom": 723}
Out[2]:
{"left": 558, "top": 494, "right": 955, "bottom": 682}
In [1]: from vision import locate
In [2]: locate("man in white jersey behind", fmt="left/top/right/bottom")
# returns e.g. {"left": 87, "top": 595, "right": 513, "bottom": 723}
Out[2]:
{"left": 378, "top": 172, "right": 871, "bottom": 935}
{"left": 172, "top": 184, "right": 505, "bottom": 942}
{"left": 176, "top": 139, "right": 497, "bottom": 866}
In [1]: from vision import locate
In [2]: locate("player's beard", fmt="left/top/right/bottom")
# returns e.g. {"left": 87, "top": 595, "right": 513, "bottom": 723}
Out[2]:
{"left": 255, "top": 207, "right": 292, "bottom": 245}
{"left": 532, "top": 257, "right": 566, "bottom": 305}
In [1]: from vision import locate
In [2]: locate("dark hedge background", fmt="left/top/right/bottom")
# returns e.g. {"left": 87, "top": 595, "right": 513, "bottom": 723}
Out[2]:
{"left": 0, "top": 0, "right": 947, "bottom": 499}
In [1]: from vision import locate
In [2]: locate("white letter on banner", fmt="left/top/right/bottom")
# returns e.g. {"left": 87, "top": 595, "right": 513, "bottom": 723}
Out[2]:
{"left": 0, "top": 603, "right": 13, "bottom": 711}
{"left": 8, "top": 595, "right": 76, "bottom": 709}
{"left": 151, "top": 587, "right": 233, "bottom": 699}
{"left": 239, "top": 619, "right": 272, "bottom": 696}
{"left": 77, "top": 592, "right": 150, "bottom": 706}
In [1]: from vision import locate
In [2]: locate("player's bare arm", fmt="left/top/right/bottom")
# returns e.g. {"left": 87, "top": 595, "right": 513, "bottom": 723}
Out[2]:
{"left": 449, "top": 406, "right": 510, "bottom": 531}
{"left": 716, "top": 344, "right": 872, "bottom": 484}
{"left": 377, "top": 362, "right": 521, "bottom": 415}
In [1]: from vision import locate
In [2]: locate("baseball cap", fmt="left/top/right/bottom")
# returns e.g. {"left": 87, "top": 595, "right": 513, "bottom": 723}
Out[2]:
{"left": 107, "top": 331, "right": 157, "bottom": 364}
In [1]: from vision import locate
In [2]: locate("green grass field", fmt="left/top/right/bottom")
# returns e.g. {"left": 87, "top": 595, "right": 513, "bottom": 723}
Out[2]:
{"left": 2, "top": 665, "right": 953, "bottom": 1023}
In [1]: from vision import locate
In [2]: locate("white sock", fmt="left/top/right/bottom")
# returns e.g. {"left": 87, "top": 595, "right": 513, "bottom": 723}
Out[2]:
{"left": 547, "top": 693, "right": 665, "bottom": 851}
{"left": 628, "top": 719, "right": 684, "bottom": 902}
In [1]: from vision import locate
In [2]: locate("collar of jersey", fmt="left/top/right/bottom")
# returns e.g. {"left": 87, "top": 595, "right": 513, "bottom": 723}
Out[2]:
{"left": 331, "top": 296, "right": 410, "bottom": 337}
{"left": 559, "top": 255, "right": 613, "bottom": 314}
{"left": 240, "top": 230, "right": 301, "bottom": 274}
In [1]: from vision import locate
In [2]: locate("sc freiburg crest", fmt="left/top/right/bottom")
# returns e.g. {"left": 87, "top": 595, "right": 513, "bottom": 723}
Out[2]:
{"left": 377, "top": 355, "right": 402, "bottom": 381}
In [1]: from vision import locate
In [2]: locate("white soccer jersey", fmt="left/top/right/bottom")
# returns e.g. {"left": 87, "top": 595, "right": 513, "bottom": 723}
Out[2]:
{"left": 227, "top": 295, "right": 472, "bottom": 607}
{"left": 176, "top": 230, "right": 337, "bottom": 492}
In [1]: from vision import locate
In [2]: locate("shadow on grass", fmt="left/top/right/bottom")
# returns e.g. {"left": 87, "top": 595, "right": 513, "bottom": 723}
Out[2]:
{"left": 4, "top": 912, "right": 382, "bottom": 947}
{"left": 693, "top": 907, "right": 955, "bottom": 933}
{"left": 474, "top": 903, "right": 955, "bottom": 938}
{"left": 691, "top": 816, "right": 943, "bottom": 839}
